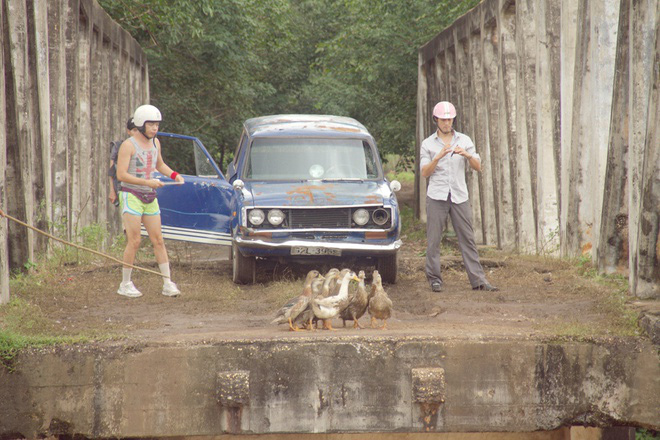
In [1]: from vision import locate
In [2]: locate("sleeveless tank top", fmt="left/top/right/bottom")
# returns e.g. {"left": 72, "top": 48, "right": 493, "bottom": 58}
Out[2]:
{"left": 121, "top": 137, "right": 159, "bottom": 196}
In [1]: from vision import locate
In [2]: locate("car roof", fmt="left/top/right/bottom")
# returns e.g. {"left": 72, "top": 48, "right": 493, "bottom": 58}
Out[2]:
{"left": 244, "top": 114, "right": 371, "bottom": 138}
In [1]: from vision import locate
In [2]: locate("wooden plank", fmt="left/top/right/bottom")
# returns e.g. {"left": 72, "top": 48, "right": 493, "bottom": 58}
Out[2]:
{"left": 90, "top": 23, "right": 104, "bottom": 227}
{"left": 634, "top": 0, "right": 660, "bottom": 298}
{"left": 65, "top": 0, "right": 80, "bottom": 239}
{"left": 598, "top": 0, "right": 630, "bottom": 274}
{"left": 470, "top": 23, "right": 497, "bottom": 245}
{"left": 0, "top": 0, "right": 9, "bottom": 304}
{"left": 48, "top": 0, "right": 70, "bottom": 239}
{"left": 415, "top": 52, "right": 428, "bottom": 221}
{"left": 7, "top": 0, "right": 35, "bottom": 263}
{"left": 497, "top": 6, "right": 518, "bottom": 251}
{"left": 483, "top": 20, "right": 503, "bottom": 249}
{"left": 77, "top": 1, "right": 93, "bottom": 227}
{"left": 515, "top": 0, "right": 538, "bottom": 253}
{"left": 34, "top": 0, "right": 53, "bottom": 253}
{"left": 534, "top": 0, "right": 561, "bottom": 256}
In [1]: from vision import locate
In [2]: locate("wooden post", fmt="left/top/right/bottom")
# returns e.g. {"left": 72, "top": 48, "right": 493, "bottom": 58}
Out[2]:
{"left": 0, "top": 0, "right": 9, "bottom": 305}
{"left": 34, "top": 0, "right": 53, "bottom": 256}
{"left": 7, "top": 0, "right": 36, "bottom": 264}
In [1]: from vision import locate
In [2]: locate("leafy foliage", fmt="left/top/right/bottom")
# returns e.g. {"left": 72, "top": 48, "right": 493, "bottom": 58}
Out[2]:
{"left": 98, "top": 0, "right": 480, "bottom": 170}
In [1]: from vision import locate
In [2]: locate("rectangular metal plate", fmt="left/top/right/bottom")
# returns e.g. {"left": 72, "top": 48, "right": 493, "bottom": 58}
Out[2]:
{"left": 291, "top": 246, "right": 341, "bottom": 257}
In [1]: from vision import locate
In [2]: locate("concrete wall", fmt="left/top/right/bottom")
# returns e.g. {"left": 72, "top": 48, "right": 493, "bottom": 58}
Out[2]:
{"left": 0, "top": 0, "right": 148, "bottom": 304}
{"left": 0, "top": 337, "right": 657, "bottom": 437}
{"left": 416, "top": 0, "right": 659, "bottom": 299}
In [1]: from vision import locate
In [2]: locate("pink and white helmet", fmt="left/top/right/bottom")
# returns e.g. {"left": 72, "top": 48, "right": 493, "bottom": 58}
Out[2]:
{"left": 433, "top": 101, "right": 457, "bottom": 119}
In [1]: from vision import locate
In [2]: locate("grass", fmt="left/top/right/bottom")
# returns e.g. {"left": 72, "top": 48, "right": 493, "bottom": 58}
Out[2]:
{"left": 1, "top": 222, "right": 131, "bottom": 373}
{"left": 0, "top": 298, "right": 116, "bottom": 373}
{"left": 540, "top": 256, "right": 640, "bottom": 339}
{"left": 387, "top": 170, "right": 415, "bottom": 183}
{"left": 400, "top": 204, "right": 427, "bottom": 243}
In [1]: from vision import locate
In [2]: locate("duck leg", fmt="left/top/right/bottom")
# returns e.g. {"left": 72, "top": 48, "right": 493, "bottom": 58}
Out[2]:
{"left": 353, "top": 317, "right": 364, "bottom": 329}
{"left": 370, "top": 316, "right": 378, "bottom": 328}
{"left": 323, "top": 319, "right": 337, "bottom": 331}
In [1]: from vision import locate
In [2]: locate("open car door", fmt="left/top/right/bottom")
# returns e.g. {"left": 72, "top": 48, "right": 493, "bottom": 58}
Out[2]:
{"left": 151, "top": 132, "right": 233, "bottom": 247}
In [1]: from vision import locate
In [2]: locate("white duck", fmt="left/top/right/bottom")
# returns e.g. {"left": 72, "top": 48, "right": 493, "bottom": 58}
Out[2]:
{"left": 311, "top": 270, "right": 358, "bottom": 330}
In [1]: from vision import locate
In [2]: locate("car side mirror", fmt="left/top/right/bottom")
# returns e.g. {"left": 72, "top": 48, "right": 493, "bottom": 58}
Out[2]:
{"left": 233, "top": 179, "right": 244, "bottom": 191}
{"left": 389, "top": 180, "right": 401, "bottom": 192}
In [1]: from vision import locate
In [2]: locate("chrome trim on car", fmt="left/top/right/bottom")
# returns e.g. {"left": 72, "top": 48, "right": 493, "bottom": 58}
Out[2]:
{"left": 247, "top": 203, "right": 390, "bottom": 209}
{"left": 235, "top": 237, "right": 402, "bottom": 253}
{"left": 243, "top": 225, "right": 397, "bottom": 233}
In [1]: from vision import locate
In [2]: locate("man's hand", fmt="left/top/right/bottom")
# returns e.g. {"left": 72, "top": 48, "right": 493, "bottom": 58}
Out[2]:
{"left": 433, "top": 145, "right": 453, "bottom": 161}
{"left": 451, "top": 146, "right": 472, "bottom": 159}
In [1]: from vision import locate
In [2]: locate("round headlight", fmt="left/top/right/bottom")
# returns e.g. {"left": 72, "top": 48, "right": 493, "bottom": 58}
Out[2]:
{"left": 267, "top": 209, "right": 285, "bottom": 226}
{"left": 248, "top": 209, "right": 265, "bottom": 226}
{"left": 352, "top": 208, "right": 370, "bottom": 226}
{"left": 372, "top": 208, "right": 390, "bottom": 226}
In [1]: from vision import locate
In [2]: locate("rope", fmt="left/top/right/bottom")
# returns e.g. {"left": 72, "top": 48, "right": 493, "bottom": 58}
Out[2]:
{"left": 0, "top": 208, "right": 166, "bottom": 278}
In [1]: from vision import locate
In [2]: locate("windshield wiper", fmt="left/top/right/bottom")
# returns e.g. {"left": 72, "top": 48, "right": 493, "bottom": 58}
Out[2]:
{"left": 321, "top": 178, "right": 364, "bottom": 182}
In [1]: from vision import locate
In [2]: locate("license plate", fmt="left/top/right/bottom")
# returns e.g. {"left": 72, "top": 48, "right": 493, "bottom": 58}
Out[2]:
{"left": 291, "top": 246, "right": 341, "bottom": 257}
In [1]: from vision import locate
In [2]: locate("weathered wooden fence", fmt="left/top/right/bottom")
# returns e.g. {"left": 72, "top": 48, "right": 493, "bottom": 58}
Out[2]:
{"left": 0, "top": 0, "right": 149, "bottom": 304}
{"left": 416, "top": 0, "right": 658, "bottom": 298}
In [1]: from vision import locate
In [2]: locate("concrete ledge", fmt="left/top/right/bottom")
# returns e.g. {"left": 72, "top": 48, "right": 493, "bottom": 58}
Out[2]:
{"left": 1, "top": 336, "right": 658, "bottom": 438}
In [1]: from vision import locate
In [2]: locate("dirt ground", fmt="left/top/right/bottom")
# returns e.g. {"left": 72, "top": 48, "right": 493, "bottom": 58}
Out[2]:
{"left": 3, "top": 183, "right": 652, "bottom": 345}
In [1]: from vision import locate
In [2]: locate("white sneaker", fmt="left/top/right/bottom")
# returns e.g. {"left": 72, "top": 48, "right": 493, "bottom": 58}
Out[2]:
{"left": 117, "top": 281, "right": 142, "bottom": 298}
{"left": 162, "top": 280, "right": 181, "bottom": 297}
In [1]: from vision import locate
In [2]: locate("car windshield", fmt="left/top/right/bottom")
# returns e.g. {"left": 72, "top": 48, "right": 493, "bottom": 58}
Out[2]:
{"left": 244, "top": 137, "right": 380, "bottom": 180}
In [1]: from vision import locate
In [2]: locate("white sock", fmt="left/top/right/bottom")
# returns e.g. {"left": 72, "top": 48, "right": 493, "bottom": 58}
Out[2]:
{"left": 159, "top": 262, "right": 171, "bottom": 284}
{"left": 122, "top": 268, "right": 132, "bottom": 284}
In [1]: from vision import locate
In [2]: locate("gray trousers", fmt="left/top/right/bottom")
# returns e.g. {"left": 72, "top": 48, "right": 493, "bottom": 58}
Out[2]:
{"left": 425, "top": 195, "right": 487, "bottom": 288}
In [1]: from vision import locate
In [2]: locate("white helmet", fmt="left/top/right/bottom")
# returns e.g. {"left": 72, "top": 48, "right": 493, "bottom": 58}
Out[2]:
{"left": 133, "top": 104, "right": 162, "bottom": 128}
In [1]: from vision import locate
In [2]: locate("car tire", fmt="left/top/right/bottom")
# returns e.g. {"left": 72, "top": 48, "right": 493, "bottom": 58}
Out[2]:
{"left": 377, "top": 253, "right": 398, "bottom": 284}
{"left": 232, "top": 243, "right": 255, "bottom": 284}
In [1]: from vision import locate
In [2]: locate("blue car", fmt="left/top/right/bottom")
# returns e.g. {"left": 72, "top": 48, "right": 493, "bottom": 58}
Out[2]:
{"left": 155, "top": 115, "right": 402, "bottom": 284}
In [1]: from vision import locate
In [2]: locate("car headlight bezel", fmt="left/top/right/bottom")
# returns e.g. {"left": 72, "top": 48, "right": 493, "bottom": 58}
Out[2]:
{"left": 352, "top": 208, "right": 370, "bottom": 226}
{"left": 267, "top": 209, "right": 285, "bottom": 226}
{"left": 372, "top": 208, "right": 390, "bottom": 226}
{"left": 248, "top": 209, "right": 265, "bottom": 226}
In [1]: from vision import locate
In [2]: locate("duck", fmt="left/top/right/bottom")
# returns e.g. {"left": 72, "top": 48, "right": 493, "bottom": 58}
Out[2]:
{"left": 292, "top": 275, "right": 326, "bottom": 331}
{"left": 320, "top": 268, "right": 340, "bottom": 298}
{"left": 340, "top": 270, "right": 369, "bottom": 329}
{"left": 312, "top": 270, "right": 358, "bottom": 330}
{"left": 271, "top": 270, "right": 322, "bottom": 331}
{"left": 368, "top": 270, "right": 393, "bottom": 329}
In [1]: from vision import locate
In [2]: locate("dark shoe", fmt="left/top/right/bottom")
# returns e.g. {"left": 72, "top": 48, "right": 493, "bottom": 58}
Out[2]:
{"left": 473, "top": 283, "right": 499, "bottom": 291}
{"left": 431, "top": 281, "right": 443, "bottom": 292}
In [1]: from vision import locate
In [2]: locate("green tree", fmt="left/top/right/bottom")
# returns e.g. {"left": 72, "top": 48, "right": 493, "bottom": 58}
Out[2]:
{"left": 302, "top": 0, "right": 481, "bottom": 160}
{"left": 99, "top": 0, "right": 480, "bottom": 169}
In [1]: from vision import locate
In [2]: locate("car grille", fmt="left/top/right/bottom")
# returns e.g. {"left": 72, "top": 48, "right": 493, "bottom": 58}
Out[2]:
{"left": 289, "top": 208, "right": 350, "bottom": 228}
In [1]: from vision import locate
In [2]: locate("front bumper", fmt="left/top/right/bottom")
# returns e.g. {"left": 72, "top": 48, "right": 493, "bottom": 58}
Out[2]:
{"left": 235, "top": 236, "right": 402, "bottom": 257}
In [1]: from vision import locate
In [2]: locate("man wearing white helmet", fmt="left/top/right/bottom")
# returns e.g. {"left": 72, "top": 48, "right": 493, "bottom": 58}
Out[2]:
{"left": 420, "top": 101, "right": 498, "bottom": 292}
{"left": 115, "top": 104, "right": 184, "bottom": 298}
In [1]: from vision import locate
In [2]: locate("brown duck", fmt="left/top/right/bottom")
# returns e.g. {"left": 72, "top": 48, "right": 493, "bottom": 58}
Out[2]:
{"left": 368, "top": 270, "right": 392, "bottom": 329}
{"left": 271, "top": 270, "right": 322, "bottom": 331}
{"left": 340, "top": 270, "right": 369, "bottom": 329}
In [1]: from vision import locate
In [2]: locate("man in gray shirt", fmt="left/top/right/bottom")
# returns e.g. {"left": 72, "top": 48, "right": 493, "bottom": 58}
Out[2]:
{"left": 419, "top": 101, "right": 498, "bottom": 292}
